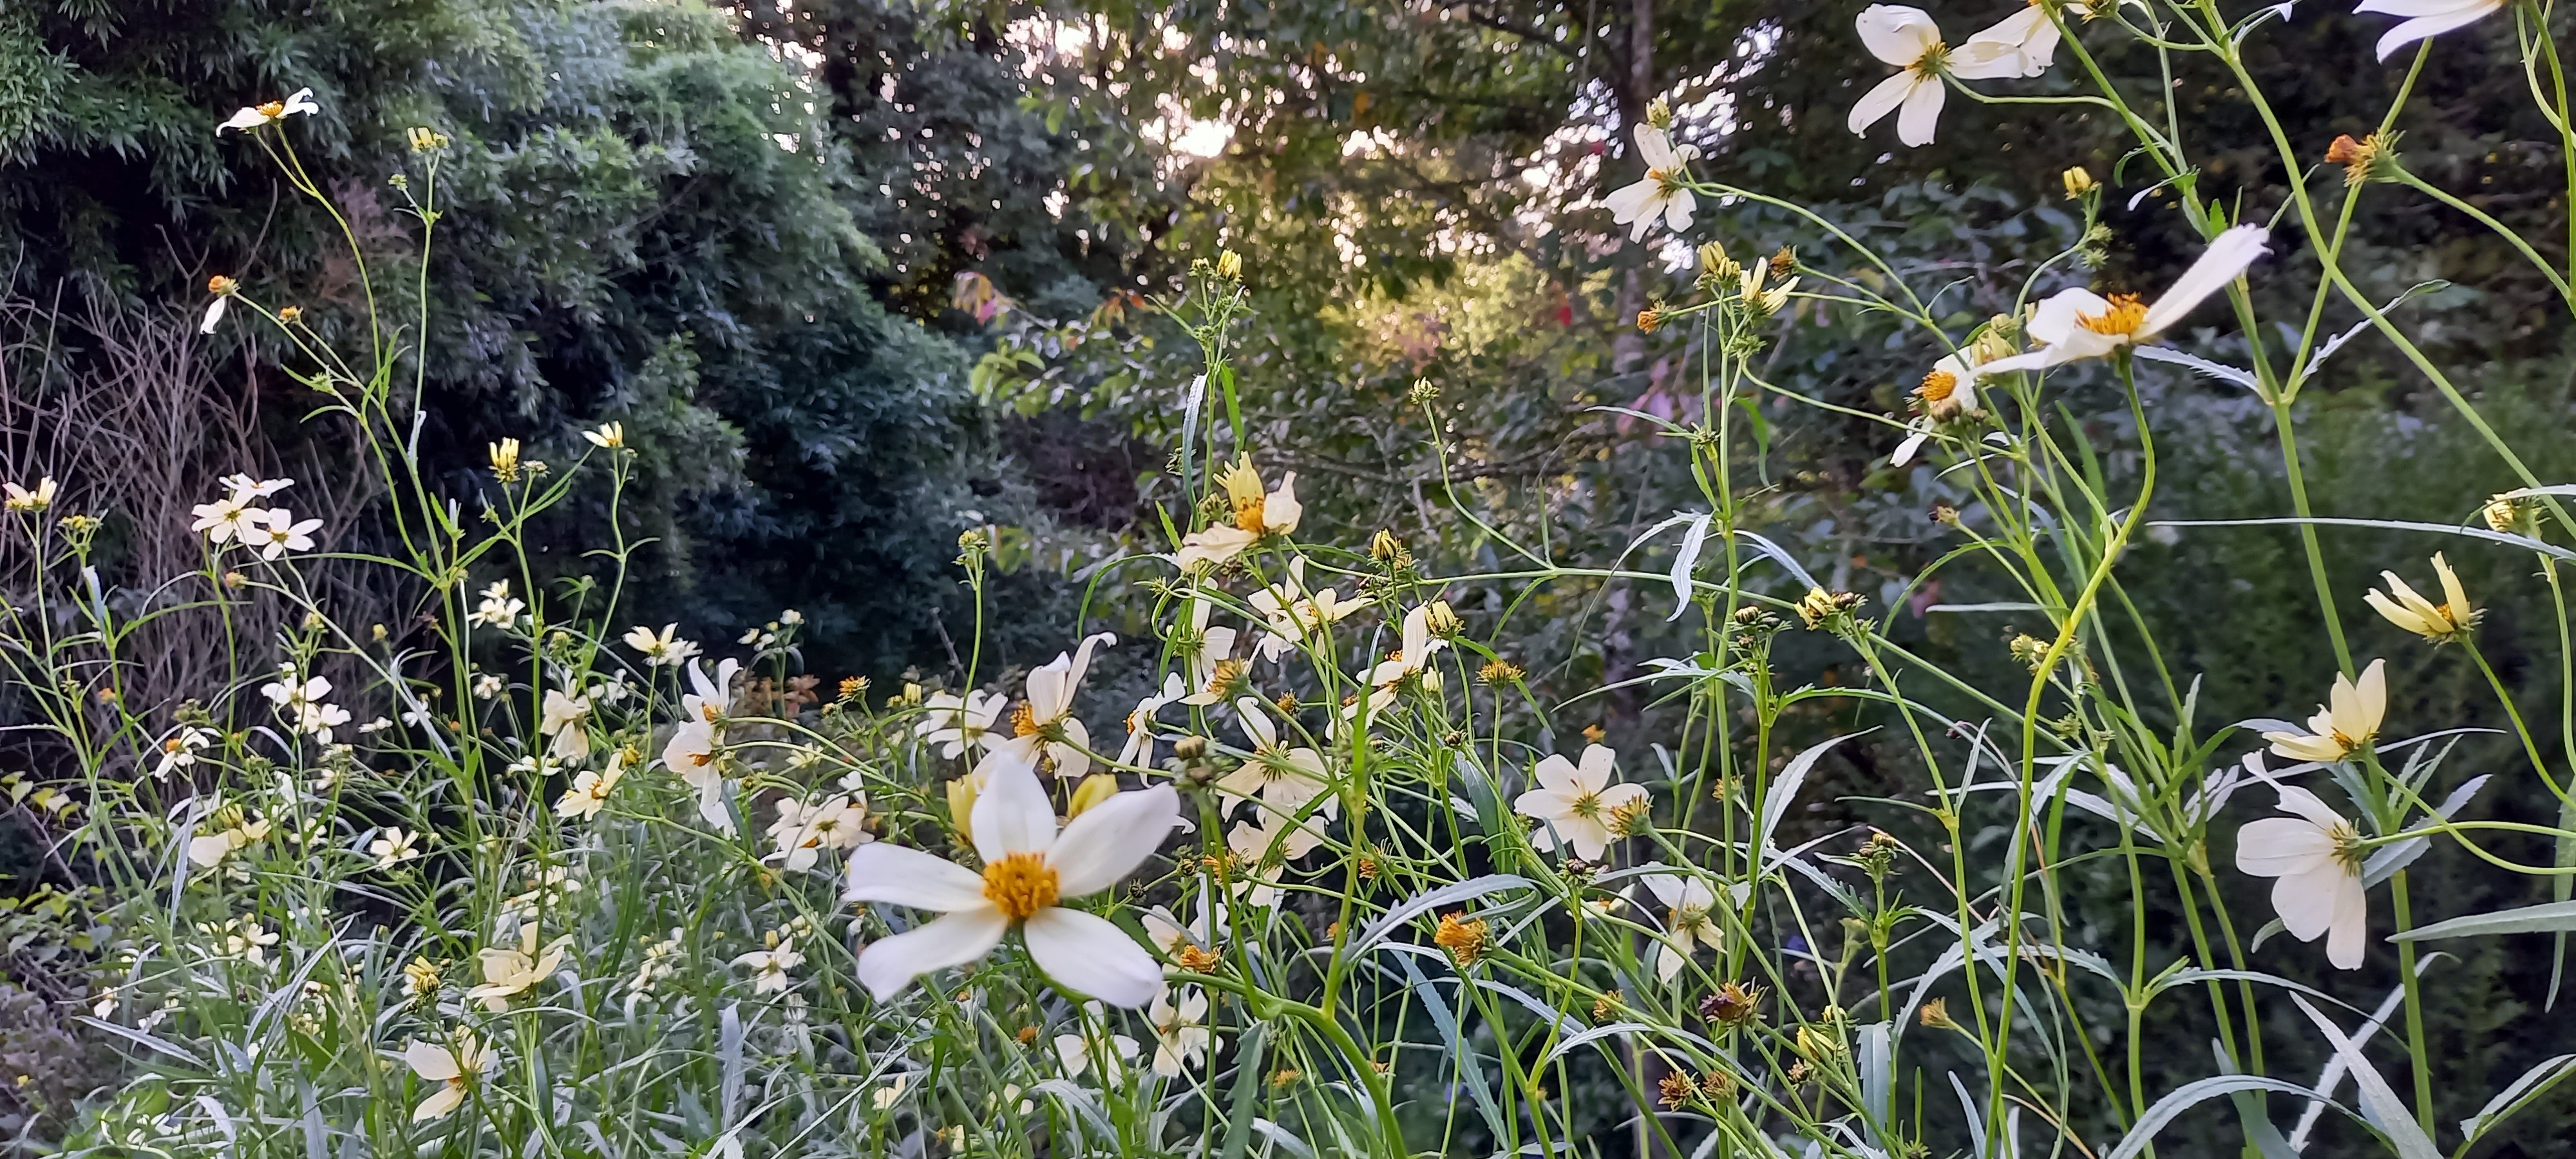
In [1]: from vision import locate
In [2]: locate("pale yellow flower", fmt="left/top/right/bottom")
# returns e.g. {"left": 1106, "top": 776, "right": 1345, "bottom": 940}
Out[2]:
{"left": 2262, "top": 660, "right": 2387, "bottom": 764}
{"left": 2364, "top": 554, "right": 2476, "bottom": 643}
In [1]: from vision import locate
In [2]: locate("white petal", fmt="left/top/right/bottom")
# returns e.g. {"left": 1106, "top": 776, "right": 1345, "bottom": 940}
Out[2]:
{"left": 1854, "top": 5, "right": 1940, "bottom": 64}
{"left": 1895, "top": 77, "right": 1946, "bottom": 148}
{"left": 199, "top": 296, "right": 229, "bottom": 334}
{"left": 1532, "top": 753, "right": 1582, "bottom": 795}
{"left": 2324, "top": 873, "right": 2368, "bottom": 969}
{"left": 2372, "top": 4, "right": 2499, "bottom": 56}
{"left": 1576, "top": 744, "right": 1618, "bottom": 792}
{"left": 2271, "top": 784, "right": 2351, "bottom": 833}
{"left": 2138, "top": 225, "right": 2269, "bottom": 337}
{"left": 1633, "top": 123, "right": 1679, "bottom": 170}
{"left": 2234, "top": 816, "right": 2334, "bottom": 876}
{"left": 971, "top": 760, "right": 1057, "bottom": 861}
{"left": 1514, "top": 787, "right": 1574, "bottom": 823}
{"left": 856, "top": 908, "right": 1009, "bottom": 1001}
{"left": 1235, "top": 698, "right": 1279, "bottom": 748}
{"left": 1893, "top": 431, "right": 1929, "bottom": 466}
{"left": 405, "top": 1040, "right": 460, "bottom": 1082}
{"left": 844, "top": 843, "right": 991, "bottom": 911}
{"left": 1847, "top": 72, "right": 1915, "bottom": 137}
{"left": 1639, "top": 870, "right": 1685, "bottom": 907}
{"left": 2273, "top": 863, "right": 2347, "bottom": 941}
{"left": 1048, "top": 784, "right": 1180, "bottom": 896}
{"left": 1563, "top": 816, "right": 1616, "bottom": 862}
{"left": 1025, "top": 907, "right": 1164, "bottom": 1007}
{"left": 413, "top": 1085, "right": 466, "bottom": 1122}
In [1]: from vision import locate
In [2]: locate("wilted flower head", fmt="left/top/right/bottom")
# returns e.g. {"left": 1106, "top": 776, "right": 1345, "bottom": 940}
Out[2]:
{"left": 2365, "top": 553, "right": 2476, "bottom": 643}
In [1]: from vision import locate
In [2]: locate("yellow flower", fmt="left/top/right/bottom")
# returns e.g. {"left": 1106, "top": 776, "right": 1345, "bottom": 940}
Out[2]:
{"left": 488, "top": 438, "right": 522, "bottom": 482}
{"left": 2060, "top": 166, "right": 2098, "bottom": 198}
{"left": 2364, "top": 553, "right": 2476, "bottom": 643}
{"left": 2262, "top": 660, "right": 2387, "bottom": 764}
{"left": 1066, "top": 773, "right": 1121, "bottom": 818}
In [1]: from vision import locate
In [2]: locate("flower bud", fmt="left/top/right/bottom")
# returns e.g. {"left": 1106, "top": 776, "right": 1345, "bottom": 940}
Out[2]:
{"left": 1066, "top": 773, "right": 1120, "bottom": 818}
{"left": 2060, "top": 165, "right": 2098, "bottom": 198}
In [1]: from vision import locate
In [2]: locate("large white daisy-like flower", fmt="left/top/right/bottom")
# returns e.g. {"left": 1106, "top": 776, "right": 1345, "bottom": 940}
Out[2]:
{"left": 1217, "top": 697, "right": 1338, "bottom": 837}
{"left": 1602, "top": 122, "right": 1700, "bottom": 242}
{"left": 2355, "top": 0, "right": 2503, "bottom": 61}
{"left": 1513, "top": 743, "right": 1647, "bottom": 862}
{"left": 844, "top": 760, "right": 1179, "bottom": 1007}
{"left": 1847, "top": 6, "right": 2025, "bottom": 147}
{"left": 992, "top": 633, "right": 1115, "bottom": 777}
{"left": 2260, "top": 659, "right": 2387, "bottom": 764}
{"left": 2235, "top": 783, "right": 2370, "bottom": 969}
{"left": 1978, "top": 226, "right": 2272, "bottom": 375}
{"left": 404, "top": 1030, "right": 493, "bottom": 1122}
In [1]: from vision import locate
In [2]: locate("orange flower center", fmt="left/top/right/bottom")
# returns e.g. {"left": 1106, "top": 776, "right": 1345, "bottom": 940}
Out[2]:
{"left": 1917, "top": 370, "right": 1957, "bottom": 402}
{"left": 1233, "top": 496, "right": 1268, "bottom": 533}
{"left": 981, "top": 852, "right": 1059, "bottom": 921}
{"left": 256, "top": 100, "right": 286, "bottom": 118}
{"left": 2077, "top": 293, "right": 2149, "bottom": 337}
{"left": 1011, "top": 701, "right": 1041, "bottom": 737}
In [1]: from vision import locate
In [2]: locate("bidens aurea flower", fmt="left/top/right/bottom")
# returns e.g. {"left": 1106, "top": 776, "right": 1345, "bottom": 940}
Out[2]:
{"left": 1978, "top": 225, "right": 2272, "bottom": 375}
{"left": 993, "top": 633, "right": 1114, "bottom": 777}
{"left": 404, "top": 1030, "right": 491, "bottom": 1122}
{"left": 843, "top": 760, "right": 1180, "bottom": 1007}
{"left": 1177, "top": 456, "right": 1301, "bottom": 570}
{"left": 1514, "top": 744, "right": 1647, "bottom": 862}
{"left": 1638, "top": 866, "right": 1727, "bottom": 983}
{"left": 2235, "top": 783, "right": 2371, "bottom": 968}
{"left": 468, "top": 924, "right": 570, "bottom": 1011}
{"left": 1602, "top": 120, "right": 1700, "bottom": 242}
{"left": 2356, "top": 0, "right": 2503, "bottom": 61}
{"left": 2262, "top": 659, "right": 2387, "bottom": 764}
{"left": 1953, "top": 1, "right": 2063, "bottom": 79}
{"left": 218, "top": 88, "right": 318, "bottom": 134}
{"left": 2365, "top": 553, "right": 2477, "bottom": 643}
{"left": 1846, "top": 6, "right": 2025, "bottom": 147}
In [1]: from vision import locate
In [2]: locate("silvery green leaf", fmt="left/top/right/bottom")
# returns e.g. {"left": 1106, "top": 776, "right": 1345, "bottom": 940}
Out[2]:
{"left": 2288, "top": 994, "right": 2441, "bottom": 1159}
{"left": 2458, "top": 1053, "right": 2576, "bottom": 1141}
{"left": 2103, "top": 1075, "right": 2345, "bottom": 1159}
{"left": 2391, "top": 899, "right": 2576, "bottom": 941}
{"left": 1667, "top": 512, "right": 1712, "bottom": 621}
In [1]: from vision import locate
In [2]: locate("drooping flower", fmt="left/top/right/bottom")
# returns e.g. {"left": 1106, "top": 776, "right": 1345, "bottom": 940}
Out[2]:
{"left": 1977, "top": 226, "right": 2273, "bottom": 375}
{"left": 843, "top": 760, "right": 1180, "bottom": 1006}
{"left": 218, "top": 88, "right": 319, "bottom": 135}
{"left": 2365, "top": 554, "right": 2477, "bottom": 643}
{"left": 768, "top": 793, "right": 873, "bottom": 872}
{"left": 468, "top": 924, "right": 570, "bottom": 1011}
{"left": 539, "top": 689, "right": 592, "bottom": 761}
{"left": 2261, "top": 659, "right": 2387, "bottom": 764}
{"left": 1847, "top": 6, "right": 2024, "bottom": 147}
{"left": 1150, "top": 986, "right": 1220, "bottom": 1077}
{"left": 664, "top": 658, "right": 743, "bottom": 833}
{"left": 1247, "top": 558, "right": 1361, "bottom": 663}
{"left": 2235, "top": 783, "right": 2370, "bottom": 969}
{"left": 1177, "top": 457, "right": 1302, "bottom": 570}
{"left": 623, "top": 623, "right": 700, "bottom": 667}
{"left": 1117, "top": 674, "right": 1188, "bottom": 767}
{"left": 1177, "top": 597, "right": 1242, "bottom": 706}
{"left": 2354, "top": 0, "right": 2504, "bottom": 61}
{"left": 1602, "top": 122, "right": 1701, "bottom": 242}
{"left": 582, "top": 422, "right": 626, "bottom": 449}
{"left": 1514, "top": 743, "right": 1648, "bottom": 862}
{"left": 1218, "top": 698, "right": 1336, "bottom": 833}
{"left": 3, "top": 478, "right": 57, "bottom": 513}
{"left": 1365, "top": 603, "right": 1451, "bottom": 693}
{"left": 1638, "top": 866, "right": 1727, "bottom": 983}
{"left": 992, "top": 633, "right": 1115, "bottom": 777}
{"left": 1953, "top": 2, "right": 2062, "bottom": 79}
{"left": 404, "top": 1030, "right": 491, "bottom": 1122}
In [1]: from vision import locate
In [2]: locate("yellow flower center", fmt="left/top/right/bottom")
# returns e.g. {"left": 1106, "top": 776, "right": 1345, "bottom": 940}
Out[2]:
{"left": 688, "top": 748, "right": 714, "bottom": 768}
{"left": 1233, "top": 498, "right": 1267, "bottom": 533}
{"left": 1011, "top": 701, "right": 1041, "bottom": 737}
{"left": 2077, "top": 293, "right": 2149, "bottom": 337}
{"left": 1909, "top": 43, "right": 1949, "bottom": 77}
{"left": 2328, "top": 822, "right": 2365, "bottom": 874}
{"left": 256, "top": 100, "right": 286, "bottom": 118}
{"left": 1650, "top": 166, "right": 1684, "bottom": 193}
{"left": 1917, "top": 370, "right": 1957, "bottom": 403}
{"left": 981, "top": 852, "right": 1059, "bottom": 921}
{"left": 163, "top": 737, "right": 188, "bottom": 754}
{"left": 1568, "top": 790, "right": 1602, "bottom": 820}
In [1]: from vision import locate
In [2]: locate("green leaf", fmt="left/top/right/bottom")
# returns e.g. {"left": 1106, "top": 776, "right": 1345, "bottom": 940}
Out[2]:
{"left": 2391, "top": 900, "right": 2576, "bottom": 941}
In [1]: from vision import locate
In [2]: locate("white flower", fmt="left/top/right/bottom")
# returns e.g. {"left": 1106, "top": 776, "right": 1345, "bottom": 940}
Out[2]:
{"left": 1953, "top": 3, "right": 2061, "bottom": 79}
{"left": 404, "top": 1030, "right": 492, "bottom": 1122}
{"left": 1177, "top": 457, "right": 1302, "bottom": 570}
{"left": 1602, "top": 122, "right": 1701, "bottom": 242}
{"left": 1117, "top": 674, "right": 1188, "bottom": 767}
{"left": 153, "top": 726, "right": 216, "bottom": 779}
{"left": 2235, "top": 783, "right": 2369, "bottom": 969}
{"left": 664, "top": 720, "right": 726, "bottom": 831}
{"left": 1150, "top": 986, "right": 1220, "bottom": 1077}
{"left": 1978, "top": 226, "right": 2273, "bottom": 375}
{"left": 1638, "top": 866, "right": 1726, "bottom": 983}
{"left": 917, "top": 689, "right": 1006, "bottom": 759}
{"left": 681, "top": 657, "right": 741, "bottom": 725}
{"left": 187, "top": 812, "right": 270, "bottom": 869}
{"left": 1365, "top": 603, "right": 1450, "bottom": 692}
{"left": 370, "top": 827, "right": 422, "bottom": 868}
{"left": 539, "top": 688, "right": 591, "bottom": 761}
{"left": 1513, "top": 744, "right": 1647, "bottom": 862}
{"left": 238, "top": 507, "right": 321, "bottom": 560}
{"left": 3, "top": 478, "right": 57, "bottom": 513}
{"left": 992, "top": 633, "right": 1115, "bottom": 777}
{"left": 554, "top": 755, "right": 625, "bottom": 820}
{"left": 1056, "top": 1028, "right": 1142, "bottom": 1082}
{"left": 217, "top": 89, "right": 319, "bottom": 134}
{"left": 1247, "top": 558, "right": 1361, "bottom": 663}
{"left": 471, "top": 673, "right": 504, "bottom": 700}
{"left": 842, "top": 759, "right": 1180, "bottom": 1007}
{"left": 221, "top": 473, "right": 294, "bottom": 499}
{"left": 1227, "top": 806, "right": 1327, "bottom": 890}
{"left": 468, "top": 581, "right": 525, "bottom": 628}
{"left": 582, "top": 421, "right": 625, "bottom": 449}
{"left": 871, "top": 1072, "right": 911, "bottom": 1109}
{"left": 468, "top": 924, "right": 569, "bottom": 1011}
{"left": 623, "top": 623, "right": 700, "bottom": 666}
{"left": 2356, "top": 0, "right": 2504, "bottom": 61}
{"left": 1848, "top": 6, "right": 2021, "bottom": 147}
{"left": 732, "top": 942, "right": 806, "bottom": 994}
{"left": 2261, "top": 659, "right": 2387, "bottom": 764}
{"left": 1218, "top": 698, "right": 1336, "bottom": 834}
{"left": 189, "top": 495, "right": 261, "bottom": 545}
{"left": 1142, "top": 897, "right": 1217, "bottom": 968}
{"left": 768, "top": 793, "right": 872, "bottom": 872}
